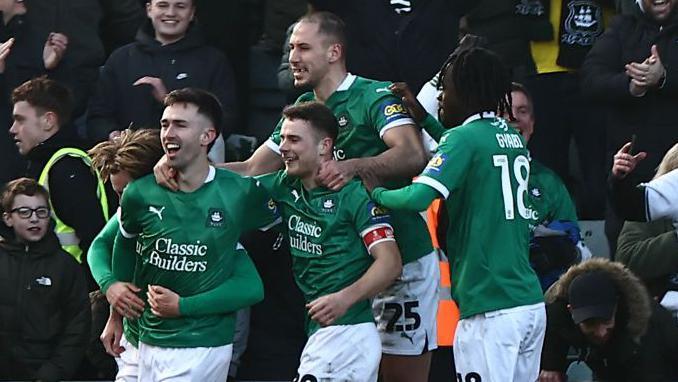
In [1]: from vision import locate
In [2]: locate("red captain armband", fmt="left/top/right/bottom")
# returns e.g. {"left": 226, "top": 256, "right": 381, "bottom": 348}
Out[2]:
{"left": 361, "top": 223, "right": 396, "bottom": 252}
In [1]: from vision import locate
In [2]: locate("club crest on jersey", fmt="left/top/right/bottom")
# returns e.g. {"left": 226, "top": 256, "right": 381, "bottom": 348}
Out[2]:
{"left": 380, "top": 101, "right": 409, "bottom": 122}
{"left": 206, "top": 208, "right": 226, "bottom": 228}
{"left": 320, "top": 197, "right": 337, "bottom": 214}
{"left": 530, "top": 187, "right": 542, "bottom": 198}
{"left": 337, "top": 115, "right": 349, "bottom": 128}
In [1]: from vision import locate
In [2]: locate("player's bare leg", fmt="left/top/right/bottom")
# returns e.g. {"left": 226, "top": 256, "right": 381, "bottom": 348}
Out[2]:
{"left": 380, "top": 352, "right": 433, "bottom": 382}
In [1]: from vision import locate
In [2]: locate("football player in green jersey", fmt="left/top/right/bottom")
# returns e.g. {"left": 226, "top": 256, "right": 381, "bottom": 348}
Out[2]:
{"left": 365, "top": 47, "right": 545, "bottom": 382}
{"left": 258, "top": 101, "right": 402, "bottom": 382}
{"left": 153, "top": 11, "right": 439, "bottom": 382}
{"left": 112, "top": 89, "right": 276, "bottom": 381}
{"left": 88, "top": 129, "right": 259, "bottom": 381}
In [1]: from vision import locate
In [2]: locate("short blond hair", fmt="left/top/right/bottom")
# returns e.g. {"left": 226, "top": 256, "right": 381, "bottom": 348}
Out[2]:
{"left": 655, "top": 143, "right": 678, "bottom": 179}
{"left": 88, "top": 129, "right": 164, "bottom": 181}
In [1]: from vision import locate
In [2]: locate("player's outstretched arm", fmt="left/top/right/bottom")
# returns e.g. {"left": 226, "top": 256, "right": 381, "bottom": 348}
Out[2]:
{"left": 307, "top": 241, "right": 402, "bottom": 327}
{"left": 147, "top": 249, "right": 264, "bottom": 318}
{"left": 219, "top": 143, "right": 284, "bottom": 176}
{"left": 369, "top": 182, "right": 440, "bottom": 212}
{"left": 153, "top": 144, "right": 284, "bottom": 190}
{"left": 319, "top": 124, "right": 428, "bottom": 190}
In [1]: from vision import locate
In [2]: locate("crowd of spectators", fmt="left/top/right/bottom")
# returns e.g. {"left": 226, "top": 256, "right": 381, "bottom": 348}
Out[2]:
{"left": 1, "top": 0, "right": 677, "bottom": 381}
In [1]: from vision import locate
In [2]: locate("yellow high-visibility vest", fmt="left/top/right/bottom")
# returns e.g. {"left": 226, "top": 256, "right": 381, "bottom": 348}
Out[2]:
{"left": 38, "top": 147, "right": 109, "bottom": 263}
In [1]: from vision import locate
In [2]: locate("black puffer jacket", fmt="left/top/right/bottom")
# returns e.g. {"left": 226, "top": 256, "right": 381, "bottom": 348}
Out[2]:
{"left": 581, "top": 10, "right": 678, "bottom": 182}
{"left": 541, "top": 258, "right": 678, "bottom": 381}
{"left": 0, "top": 230, "right": 90, "bottom": 382}
{"left": 86, "top": 21, "right": 237, "bottom": 142}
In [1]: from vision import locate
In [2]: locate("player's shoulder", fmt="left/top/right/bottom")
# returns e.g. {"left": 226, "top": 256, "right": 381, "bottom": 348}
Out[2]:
{"left": 353, "top": 76, "right": 394, "bottom": 99}
{"left": 341, "top": 179, "right": 370, "bottom": 198}
{"left": 294, "top": 91, "right": 316, "bottom": 104}
{"left": 438, "top": 125, "right": 474, "bottom": 147}
{"left": 126, "top": 173, "right": 158, "bottom": 194}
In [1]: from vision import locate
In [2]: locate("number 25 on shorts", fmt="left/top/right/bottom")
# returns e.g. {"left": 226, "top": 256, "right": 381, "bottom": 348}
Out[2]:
{"left": 385, "top": 301, "right": 421, "bottom": 332}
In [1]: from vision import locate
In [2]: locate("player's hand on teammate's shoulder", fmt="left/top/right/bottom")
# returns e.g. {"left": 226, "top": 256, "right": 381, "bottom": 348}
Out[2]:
{"left": 154, "top": 155, "right": 179, "bottom": 191}
{"left": 389, "top": 82, "right": 426, "bottom": 123}
{"left": 147, "top": 285, "right": 181, "bottom": 318}
{"left": 317, "top": 160, "right": 357, "bottom": 191}
{"left": 306, "top": 291, "right": 351, "bottom": 327}
{"left": 106, "top": 281, "right": 145, "bottom": 319}
{"left": 612, "top": 141, "right": 647, "bottom": 179}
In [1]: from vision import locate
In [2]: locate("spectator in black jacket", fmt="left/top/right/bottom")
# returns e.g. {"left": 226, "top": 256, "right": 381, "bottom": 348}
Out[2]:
{"left": 0, "top": 0, "right": 68, "bottom": 187}
{"left": 582, "top": 0, "right": 678, "bottom": 253}
{"left": 0, "top": 177, "right": 90, "bottom": 382}
{"left": 21, "top": 0, "right": 144, "bottom": 119}
{"left": 9, "top": 77, "right": 110, "bottom": 290}
{"left": 583, "top": 0, "right": 678, "bottom": 184}
{"left": 87, "top": 0, "right": 236, "bottom": 162}
{"left": 539, "top": 258, "right": 678, "bottom": 382}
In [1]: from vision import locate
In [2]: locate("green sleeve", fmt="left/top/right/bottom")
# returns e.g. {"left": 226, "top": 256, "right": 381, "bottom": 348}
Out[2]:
{"left": 551, "top": 181, "right": 579, "bottom": 225}
{"left": 87, "top": 214, "right": 119, "bottom": 293}
{"left": 419, "top": 113, "right": 447, "bottom": 142}
{"left": 178, "top": 248, "right": 264, "bottom": 316}
{"left": 371, "top": 183, "right": 440, "bottom": 212}
{"left": 112, "top": 230, "right": 137, "bottom": 283}
{"left": 368, "top": 90, "right": 414, "bottom": 136}
{"left": 352, "top": 183, "right": 392, "bottom": 233}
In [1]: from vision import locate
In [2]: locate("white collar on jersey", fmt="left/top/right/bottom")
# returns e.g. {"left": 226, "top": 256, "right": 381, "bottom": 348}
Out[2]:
{"left": 205, "top": 165, "right": 216, "bottom": 183}
{"left": 336, "top": 73, "right": 356, "bottom": 91}
{"left": 462, "top": 111, "right": 496, "bottom": 126}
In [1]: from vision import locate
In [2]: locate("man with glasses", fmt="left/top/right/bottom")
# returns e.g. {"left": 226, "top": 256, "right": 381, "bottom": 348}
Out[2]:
{"left": 0, "top": 177, "right": 91, "bottom": 382}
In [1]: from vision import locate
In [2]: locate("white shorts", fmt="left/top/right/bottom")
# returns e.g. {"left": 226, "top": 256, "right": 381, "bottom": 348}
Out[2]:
{"left": 454, "top": 303, "right": 546, "bottom": 382}
{"left": 372, "top": 251, "right": 439, "bottom": 355}
{"left": 138, "top": 341, "right": 233, "bottom": 382}
{"left": 295, "top": 322, "right": 381, "bottom": 382}
{"left": 114, "top": 334, "right": 139, "bottom": 382}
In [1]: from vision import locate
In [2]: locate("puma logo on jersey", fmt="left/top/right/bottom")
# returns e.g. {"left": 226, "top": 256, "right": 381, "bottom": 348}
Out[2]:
{"left": 291, "top": 189, "right": 301, "bottom": 202}
{"left": 149, "top": 205, "right": 165, "bottom": 220}
{"left": 375, "top": 87, "right": 390, "bottom": 93}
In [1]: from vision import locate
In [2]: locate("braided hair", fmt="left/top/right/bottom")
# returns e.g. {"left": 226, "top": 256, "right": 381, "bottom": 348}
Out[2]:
{"left": 440, "top": 47, "right": 513, "bottom": 120}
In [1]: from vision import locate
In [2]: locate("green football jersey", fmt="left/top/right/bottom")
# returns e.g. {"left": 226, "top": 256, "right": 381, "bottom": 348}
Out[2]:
{"left": 528, "top": 159, "right": 579, "bottom": 229}
{"left": 118, "top": 166, "right": 278, "bottom": 348}
{"left": 265, "top": 74, "right": 432, "bottom": 264}
{"left": 257, "top": 171, "right": 396, "bottom": 335}
{"left": 414, "top": 112, "right": 543, "bottom": 319}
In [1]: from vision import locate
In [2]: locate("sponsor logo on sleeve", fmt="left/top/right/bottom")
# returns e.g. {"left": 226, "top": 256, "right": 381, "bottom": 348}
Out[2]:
{"left": 367, "top": 201, "right": 391, "bottom": 224}
{"left": 380, "top": 101, "right": 409, "bottom": 122}
{"left": 424, "top": 153, "right": 447, "bottom": 173}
